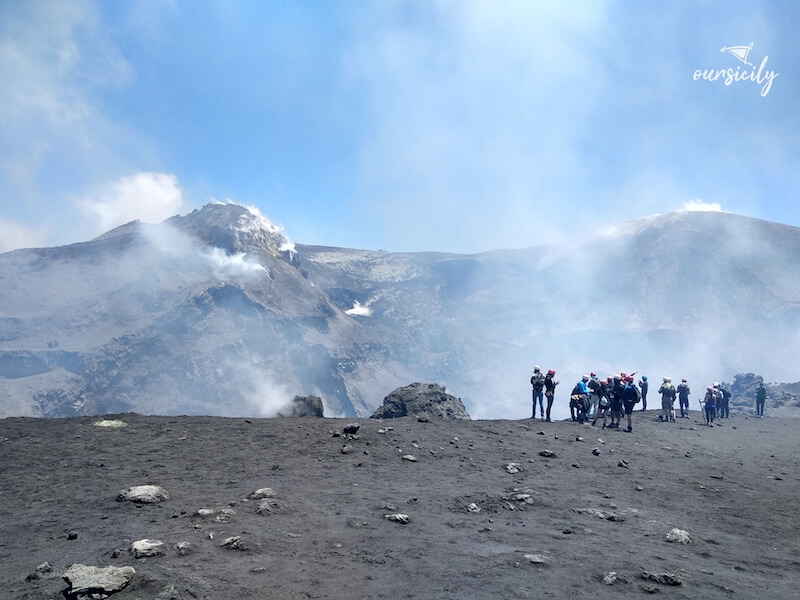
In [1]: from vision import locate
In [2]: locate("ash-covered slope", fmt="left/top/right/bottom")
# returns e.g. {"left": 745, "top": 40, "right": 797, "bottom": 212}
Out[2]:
{"left": 1, "top": 205, "right": 799, "bottom": 419}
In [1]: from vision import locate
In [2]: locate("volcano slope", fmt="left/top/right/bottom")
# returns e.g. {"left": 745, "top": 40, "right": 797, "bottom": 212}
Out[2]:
{"left": 1, "top": 411, "right": 798, "bottom": 600}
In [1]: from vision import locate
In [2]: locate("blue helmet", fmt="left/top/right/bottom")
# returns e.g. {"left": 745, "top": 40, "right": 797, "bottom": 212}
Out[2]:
{"left": 642, "top": 375, "right": 648, "bottom": 380}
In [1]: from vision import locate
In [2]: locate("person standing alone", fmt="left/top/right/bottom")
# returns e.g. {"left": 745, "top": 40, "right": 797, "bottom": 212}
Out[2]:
{"left": 756, "top": 383, "right": 767, "bottom": 417}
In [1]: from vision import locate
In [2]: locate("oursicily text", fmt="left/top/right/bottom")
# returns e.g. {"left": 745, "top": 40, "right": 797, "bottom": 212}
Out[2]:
{"left": 693, "top": 56, "right": 778, "bottom": 97}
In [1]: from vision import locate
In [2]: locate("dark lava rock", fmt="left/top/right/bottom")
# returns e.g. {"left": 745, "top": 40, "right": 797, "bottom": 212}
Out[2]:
{"left": 278, "top": 395, "right": 324, "bottom": 418}
{"left": 370, "top": 383, "right": 471, "bottom": 421}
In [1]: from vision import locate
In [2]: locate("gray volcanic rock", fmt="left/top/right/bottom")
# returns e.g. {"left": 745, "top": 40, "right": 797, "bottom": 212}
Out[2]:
{"left": 277, "top": 395, "right": 325, "bottom": 417}
{"left": 61, "top": 564, "right": 135, "bottom": 599}
{"left": 370, "top": 382, "right": 470, "bottom": 420}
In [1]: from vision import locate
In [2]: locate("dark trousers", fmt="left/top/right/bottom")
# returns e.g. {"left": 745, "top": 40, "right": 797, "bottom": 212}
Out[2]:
{"left": 756, "top": 400, "right": 765, "bottom": 416}
{"left": 545, "top": 394, "right": 554, "bottom": 420}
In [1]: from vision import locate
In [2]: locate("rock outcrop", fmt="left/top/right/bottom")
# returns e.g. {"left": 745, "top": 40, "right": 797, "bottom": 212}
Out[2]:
{"left": 277, "top": 395, "right": 325, "bottom": 417}
{"left": 370, "top": 383, "right": 470, "bottom": 421}
{"left": 62, "top": 564, "right": 135, "bottom": 599}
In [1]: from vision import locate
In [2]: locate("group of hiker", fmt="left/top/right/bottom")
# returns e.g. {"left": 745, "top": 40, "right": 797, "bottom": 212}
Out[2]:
{"left": 529, "top": 366, "right": 768, "bottom": 432}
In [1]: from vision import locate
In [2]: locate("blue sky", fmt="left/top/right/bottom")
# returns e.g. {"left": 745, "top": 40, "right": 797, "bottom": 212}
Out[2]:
{"left": 1, "top": 0, "right": 798, "bottom": 253}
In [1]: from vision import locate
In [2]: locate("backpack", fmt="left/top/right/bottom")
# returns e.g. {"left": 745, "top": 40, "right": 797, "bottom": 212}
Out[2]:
{"left": 571, "top": 384, "right": 582, "bottom": 396}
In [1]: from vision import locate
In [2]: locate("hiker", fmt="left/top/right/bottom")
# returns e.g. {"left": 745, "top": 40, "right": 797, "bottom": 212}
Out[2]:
{"left": 638, "top": 375, "right": 649, "bottom": 411}
{"left": 621, "top": 375, "right": 641, "bottom": 432}
{"left": 608, "top": 375, "right": 625, "bottom": 429}
{"left": 718, "top": 383, "right": 731, "bottom": 418}
{"left": 530, "top": 365, "right": 546, "bottom": 419}
{"left": 658, "top": 377, "right": 677, "bottom": 422}
{"left": 544, "top": 369, "right": 558, "bottom": 422}
{"left": 592, "top": 377, "right": 612, "bottom": 427}
{"left": 712, "top": 382, "right": 725, "bottom": 420}
{"left": 587, "top": 372, "right": 602, "bottom": 419}
{"left": 570, "top": 375, "right": 591, "bottom": 423}
{"left": 677, "top": 378, "right": 691, "bottom": 418}
{"left": 755, "top": 383, "right": 766, "bottom": 417}
{"left": 702, "top": 386, "right": 716, "bottom": 426}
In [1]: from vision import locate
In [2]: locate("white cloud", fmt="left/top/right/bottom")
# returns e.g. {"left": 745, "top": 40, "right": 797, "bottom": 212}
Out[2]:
{"left": 77, "top": 172, "right": 184, "bottom": 235}
{"left": 682, "top": 199, "right": 723, "bottom": 213}
{"left": 0, "top": 218, "right": 49, "bottom": 253}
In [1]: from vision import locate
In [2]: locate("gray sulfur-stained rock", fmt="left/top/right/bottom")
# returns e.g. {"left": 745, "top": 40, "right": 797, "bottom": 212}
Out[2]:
{"left": 370, "top": 383, "right": 470, "bottom": 421}
{"left": 117, "top": 485, "right": 169, "bottom": 504}
{"left": 62, "top": 564, "right": 135, "bottom": 599}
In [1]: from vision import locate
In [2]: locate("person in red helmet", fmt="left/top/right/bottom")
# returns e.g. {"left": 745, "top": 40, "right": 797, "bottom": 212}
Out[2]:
{"left": 544, "top": 369, "right": 558, "bottom": 422}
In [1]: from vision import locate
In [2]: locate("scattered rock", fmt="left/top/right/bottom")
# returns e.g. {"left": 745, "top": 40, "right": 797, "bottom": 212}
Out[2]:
{"left": 370, "top": 383, "right": 471, "bottom": 421}
{"left": 592, "top": 448, "right": 600, "bottom": 456}
{"left": 618, "top": 460, "right": 629, "bottom": 469}
{"left": 92, "top": 419, "right": 127, "bottom": 428}
{"left": 67, "top": 530, "right": 79, "bottom": 540}
{"left": 523, "top": 554, "right": 550, "bottom": 566}
{"left": 466, "top": 503, "right": 481, "bottom": 513}
{"left": 603, "top": 571, "right": 628, "bottom": 585}
{"left": 341, "top": 444, "right": 354, "bottom": 454}
{"left": 26, "top": 562, "right": 54, "bottom": 581}
{"left": 575, "top": 436, "right": 585, "bottom": 442}
{"left": 249, "top": 488, "right": 275, "bottom": 500}
{"left": 573, "top": 508, "right": 625, "bottom": 522}
{"left": 665, "top": 528, "right": 692, "bottom": 544}
{"left": 641, "top": 571, "right": 682, "bottom": 586}
{"left": 402, "top": 454, "right": 418, "bottom": 462}
{"left": 215, "top": 508, "right": 235, "bottom": 522}
{"left": 505, "top": 463, "right": 523, "bottom": 473}
{"left": 343, "top": 423, "right": 361, "bottom": 435}
{"left": 256, "top": 499, "right": 279, "bottom": 514}
{"left": 131, "top": 539, "right": 164, "bottom": 558}
{"left": 384, "top": 513, "right": 410, "bottom": 524}
{"left": 537, "top": 431, "right": 546, "bottom": 435}
{"left": 62, "top": 564, "right": 135, "bottom": 599}
{"left": 195, "top": 508, "right": 216, "bottom": 517}
{"left": 636, "top": 485, "right": 645, "bottom": 491}
{"left": 117, "top": 485, "right": 169, "bottom": 504}
{"left": 221, "top": 536, "right": 246, "bottom": 550}
{"left": 571, "top": 463, "right": 581, "bottom": 468}
{"left": 174, "top": 542, "right": 194, "bottom": 556}
{"left": 539, "top": 450, "right": 556, "bottom": 458}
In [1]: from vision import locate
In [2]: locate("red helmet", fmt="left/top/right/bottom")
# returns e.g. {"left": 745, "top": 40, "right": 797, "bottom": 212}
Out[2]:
{"left": 547, "top": 369, "right": 556, "bottom": 375}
